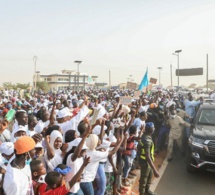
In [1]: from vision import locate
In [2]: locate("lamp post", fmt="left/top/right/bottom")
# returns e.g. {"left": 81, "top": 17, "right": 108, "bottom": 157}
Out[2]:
{"left": 172, "top": 50, "right": 182, "bottom": 87}
{"left": 74, "top": 60, "right": 82, "bottom": 91}
{"left": 36, "top": 71, "right": 40, "bottom": 92}
{"left": 33, "top": 56, "right": 38, "bottom": 92}
{"left": 157, "top": 67, "right": 162, "bottom": 85}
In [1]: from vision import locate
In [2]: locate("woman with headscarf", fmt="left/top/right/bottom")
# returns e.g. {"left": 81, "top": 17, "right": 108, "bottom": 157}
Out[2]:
{"left": 44, "top": 130, "right": 63, "bottom": 172}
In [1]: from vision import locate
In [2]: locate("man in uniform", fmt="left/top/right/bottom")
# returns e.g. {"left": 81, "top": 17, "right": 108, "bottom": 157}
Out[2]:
{"left": 139, "top": 122, "right": 159, "bottom": 195}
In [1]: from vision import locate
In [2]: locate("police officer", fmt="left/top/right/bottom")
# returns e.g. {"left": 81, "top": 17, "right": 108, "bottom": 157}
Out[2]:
{"left": 139, "top": 122, "right": 159, "bottom": 195}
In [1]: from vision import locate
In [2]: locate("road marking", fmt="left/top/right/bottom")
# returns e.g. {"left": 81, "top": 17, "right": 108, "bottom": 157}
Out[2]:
{"left": 151, "top": 156, "right": 169, "bottom": 192}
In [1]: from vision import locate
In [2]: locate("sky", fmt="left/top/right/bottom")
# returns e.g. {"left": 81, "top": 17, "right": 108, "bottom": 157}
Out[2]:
{"left": 0, "top": 0, "right": 215, "bottom": 87}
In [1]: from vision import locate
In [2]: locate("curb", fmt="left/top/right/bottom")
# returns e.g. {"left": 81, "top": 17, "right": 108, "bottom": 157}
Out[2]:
{"left": 151, "top": 156, "right": 169, "bottom": 192}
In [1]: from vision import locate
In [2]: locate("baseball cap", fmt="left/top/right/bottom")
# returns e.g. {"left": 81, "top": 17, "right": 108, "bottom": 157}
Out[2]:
{"left": 150, "top": 103, "right": 157, "bottom": 109}
{"left": 14, "top": 136, "right": 36, "bottom": 154}
{"left": 67, "top": 138, "right": 88, "bottom": 152}
{"left": 35, "top": 142, "right": 43, "bottom": 148}
{"left": 145, "top": 122, "right": 154, "bottom": 129}
{"left": 13, "top": 125, "right": 27, "bottom": 135}
{"left": 56, "top": 108, "right": 69, "bottom": 119}
{"left": 0, "top": 142, "right": 14, "bottom": 155}
{"left": 92, "top": 125, "right": 108, "bottom": 135}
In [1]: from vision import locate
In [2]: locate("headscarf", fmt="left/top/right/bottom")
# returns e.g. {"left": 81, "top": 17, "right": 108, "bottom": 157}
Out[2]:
{"left": 44, "top": 130, "right": 63, "bottom": 172}
{"left": 86, "top": 134, "right": 98, "bottom": 150}
{"left": 50, "top": 130, "right": 63, "bottom": 153}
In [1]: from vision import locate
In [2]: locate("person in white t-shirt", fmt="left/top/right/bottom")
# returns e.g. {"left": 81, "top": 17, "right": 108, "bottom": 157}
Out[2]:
{"left": 27, "top": 115, "right": 37, "bottom": 137}
{"left": 64, "top": 129, "right": 89, "bottom": 195}
{"left": 3, "top": 136, "right": 35, "bottom": 195}
{"left": 81, "top": 131, "right": 124, "bottom": 195}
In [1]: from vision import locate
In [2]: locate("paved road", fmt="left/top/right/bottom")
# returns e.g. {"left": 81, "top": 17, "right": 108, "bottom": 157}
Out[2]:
{"left": 155, "top": 157, "right": 215, "bottom": 195}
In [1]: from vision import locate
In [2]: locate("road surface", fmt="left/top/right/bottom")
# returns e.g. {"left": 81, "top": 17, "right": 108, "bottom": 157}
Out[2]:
{"left": 155, "top": 157, "right": 215, "bottom": 195}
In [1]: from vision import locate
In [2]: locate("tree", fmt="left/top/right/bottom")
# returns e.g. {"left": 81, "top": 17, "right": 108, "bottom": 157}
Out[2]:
{"left": 36, "top": 81, "right": 50, "bottom": 93}
{"left": 188, "top": 83, "right": 197, "bottom": 88}
{"left": 2, "top": 82, "right": 16, "bottom": 90}
{"left": 2, "top": 82, "right": 30, "bottom": 90}
{"left": 16, "top": 83, "right": 30, "bottom": 90}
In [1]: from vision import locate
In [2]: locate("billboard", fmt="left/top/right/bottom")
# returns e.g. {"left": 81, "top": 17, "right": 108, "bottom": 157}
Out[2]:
{"left": 176, "top": 68, "right": 203, "bottom": 76}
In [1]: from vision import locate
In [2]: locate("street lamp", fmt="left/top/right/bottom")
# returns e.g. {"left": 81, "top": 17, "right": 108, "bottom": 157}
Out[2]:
{"left": 172, "top": 50, "right": 182, "bottom": 86}
{"left": 74, "top": 60, "right": 82, "bottom": 91}
{"left": 36, "top": 71, "right": 40, "bottom": 91}
{"left": 33, "top": 56, "right": 38, "bottom": 92}
{"left": 157, "top": 67, "right": 162, "bottom": 85}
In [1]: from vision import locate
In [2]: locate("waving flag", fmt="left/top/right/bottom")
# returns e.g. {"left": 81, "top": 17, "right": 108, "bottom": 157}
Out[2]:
{"left": 138, "top": 69, "right": 149, "bottom": 90}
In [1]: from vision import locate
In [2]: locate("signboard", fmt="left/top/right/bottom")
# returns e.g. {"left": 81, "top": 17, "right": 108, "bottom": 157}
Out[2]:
{"left": 127, "top": 82, "right": 138, "bottom": 90}
{"left": 120, "top": 96, "right": 132, "bottom": 105}
{"left": 134, "top": 90, "right": 141, "bottom": 98}
{"left": 90, "top": 108, "right": 101, "bottom": 126}
{"left": 150, "top": 78, "right": 157, "bottom": 84}
{"left": 176, "top": 68, "right": 203, "bottom": 76}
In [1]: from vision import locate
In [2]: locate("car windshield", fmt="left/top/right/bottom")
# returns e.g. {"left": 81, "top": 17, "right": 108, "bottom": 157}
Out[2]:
{"left": 198, "top": 109, "right": 215, "bottom": 125}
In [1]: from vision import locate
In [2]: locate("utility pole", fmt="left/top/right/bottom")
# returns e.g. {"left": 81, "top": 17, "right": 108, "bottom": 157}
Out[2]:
{"left": 206, "top": 54, "right": 208, "bottom": 92}
{"left": 33, "top": 56, "right": 38, "bottom": 92}
{"left": 170, "top": 64, "right": 173, "bottom": 87}
{"left": 109, "top": 70, "right": 111, "bottom": 88}
{"left": 74, "top": 61, "right": 82, "bottom": 91}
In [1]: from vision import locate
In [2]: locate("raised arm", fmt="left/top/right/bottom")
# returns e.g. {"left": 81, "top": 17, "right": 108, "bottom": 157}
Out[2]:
{"left": 45, "top": 135, "right": 55, "bottom": 160}
{"left": 71, "top": 129, "right": 89, "bottom": 162}
{"left": 68, "top": 156, "right": 90, "bottom": 188}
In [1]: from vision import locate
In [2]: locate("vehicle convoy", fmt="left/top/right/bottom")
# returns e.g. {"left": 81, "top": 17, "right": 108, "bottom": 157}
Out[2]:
{"left": 186, "top": 102, "right": 215, "bottom": 172}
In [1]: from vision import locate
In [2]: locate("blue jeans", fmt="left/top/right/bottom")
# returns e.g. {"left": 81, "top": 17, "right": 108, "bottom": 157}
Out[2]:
{"left": 157, "top": 125, "right": 170, "bottom": 149}
{"left": 185, "top": 118, "right": 191, "bottom": 138}
{"left": 123, "top": 155, "right": 133, "bottom": 178}
{"left": 95, "top": 163, "right": 106, "bottom": 195}
{"left": 80, "top": 182, "right": 94, "bottom": 195}
{"left": 66, "top": 188, "right": 84, "bottom": 195}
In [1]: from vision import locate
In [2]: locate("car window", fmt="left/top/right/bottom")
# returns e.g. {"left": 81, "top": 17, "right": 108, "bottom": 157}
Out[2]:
{"left": 198, "top": 109, "right": 215, "bottom": 125}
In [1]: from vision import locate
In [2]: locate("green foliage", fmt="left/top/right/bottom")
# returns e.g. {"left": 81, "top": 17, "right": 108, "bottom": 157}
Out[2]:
{"left": 36, "top": 81, "right": 50, "bottom": 93}
{"left": 16, "top": 83, "right": 30, "bottom": 90}
{"left": 2, "top": 82, "right": 30, "bottom": 90}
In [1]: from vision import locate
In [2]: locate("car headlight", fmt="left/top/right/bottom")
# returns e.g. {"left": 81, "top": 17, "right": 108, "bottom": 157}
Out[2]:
{"left": 189, "top": 136, "right": 204, "bottom": 148}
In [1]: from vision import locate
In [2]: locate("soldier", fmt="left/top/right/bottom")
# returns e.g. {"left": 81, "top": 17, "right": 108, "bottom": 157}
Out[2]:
{"left": 139, "top": 122, "right": 159, "bottom": 195}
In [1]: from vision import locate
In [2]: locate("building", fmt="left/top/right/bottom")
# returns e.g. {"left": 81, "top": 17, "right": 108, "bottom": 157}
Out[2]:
{"left": 35, "top": 70, "right": 100, "bottom": 91}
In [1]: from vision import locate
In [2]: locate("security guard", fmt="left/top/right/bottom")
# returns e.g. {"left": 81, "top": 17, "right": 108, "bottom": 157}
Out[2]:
{"left": 139, "top": 122, "right": 159, "bottom": 195}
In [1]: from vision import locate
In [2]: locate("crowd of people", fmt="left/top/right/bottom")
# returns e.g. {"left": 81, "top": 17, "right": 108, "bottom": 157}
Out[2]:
{"left": 0, "top": 87, "right": 214, "bottom": 195}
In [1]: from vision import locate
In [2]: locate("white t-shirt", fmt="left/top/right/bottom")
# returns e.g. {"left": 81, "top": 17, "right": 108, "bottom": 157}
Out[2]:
{"left": 0, "top": 129, "right": 11, "bottom": 142}
{"left": 26, "top": 129, "right": 36, "bottom": 137}
{"left": 66, "top": 153, "right": 83, "bottom": 193}
{"left": 96, "top": 139, "right": 111, "bottom": 163}
{"left": 66, "top": 138, "right": 82, "bottom": 152}
{"left": 35, "top": 120, "right": 50, "bottom": 134}
{"left": 105, "top": 133, "right": 117, "bottom": 173}
{"left": 3, "top": 163, "right": 34, "bottom": 195}
{"left": 81, "top": 150, "right": 108, "bottom": 183}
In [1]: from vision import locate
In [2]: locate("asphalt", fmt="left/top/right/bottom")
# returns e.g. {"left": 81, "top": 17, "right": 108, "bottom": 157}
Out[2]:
{"left": 155, "top": 157, "right": 215, "bottom": 195}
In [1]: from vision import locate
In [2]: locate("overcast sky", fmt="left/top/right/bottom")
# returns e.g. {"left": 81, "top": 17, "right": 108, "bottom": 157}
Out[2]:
{"left": 0, "top": 0, "right": 215, "bottom": 87}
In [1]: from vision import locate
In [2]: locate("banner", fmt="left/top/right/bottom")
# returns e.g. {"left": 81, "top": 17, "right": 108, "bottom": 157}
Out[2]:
{"left": 120, "top": 96, "right": 132, "bottom": 105}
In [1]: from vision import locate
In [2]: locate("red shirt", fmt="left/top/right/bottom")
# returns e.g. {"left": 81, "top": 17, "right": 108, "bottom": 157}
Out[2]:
{"left": 38, "top": 183, "right": 69, "bottom": 195}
